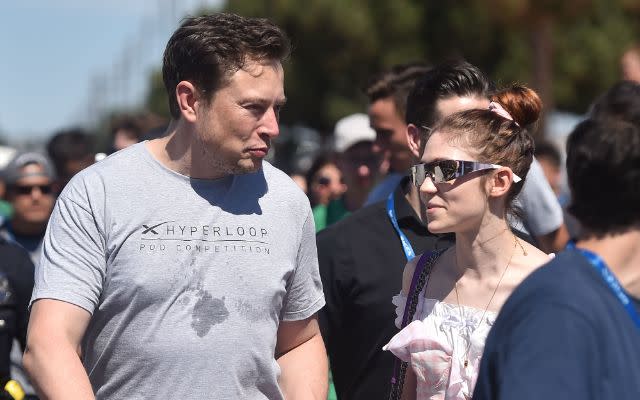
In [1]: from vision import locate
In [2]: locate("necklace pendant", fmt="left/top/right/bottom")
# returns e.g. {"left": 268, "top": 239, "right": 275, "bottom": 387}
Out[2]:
{"left": 464, "top": 359, "right": 468, "bottom": 368}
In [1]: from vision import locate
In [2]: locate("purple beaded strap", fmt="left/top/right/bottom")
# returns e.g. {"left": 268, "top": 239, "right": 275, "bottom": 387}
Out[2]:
{"left": 390, "top": 251, "right": 431, "bottom": 386}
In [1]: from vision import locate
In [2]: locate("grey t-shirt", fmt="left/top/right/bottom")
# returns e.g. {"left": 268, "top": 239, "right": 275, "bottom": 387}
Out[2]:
{"left": 31, "top": 143, "right": 325, "bottom": 399}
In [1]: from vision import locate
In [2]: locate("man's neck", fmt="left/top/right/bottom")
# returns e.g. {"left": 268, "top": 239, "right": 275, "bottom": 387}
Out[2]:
{"left": 403, "top": 181, "right": 425, "bottom": 223}
{"left": 146, "top": 121, "right": 227, "bottom": 180}
{"left": 8, "top": 219, "right": 46, "bottom": 237}
{"left": 577, "top": 229, "right": 640, "bottom": 298}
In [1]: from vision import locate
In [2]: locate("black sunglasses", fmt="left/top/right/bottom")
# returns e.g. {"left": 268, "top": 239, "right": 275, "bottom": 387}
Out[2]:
{"left": 10, "top": 184, "right": 54, "bottom": 196}
{"left": 410, "top": 159, "right": 522, "bottom": 186}
{"left": 316, "top": 176, "right": 344, "bottom": 186}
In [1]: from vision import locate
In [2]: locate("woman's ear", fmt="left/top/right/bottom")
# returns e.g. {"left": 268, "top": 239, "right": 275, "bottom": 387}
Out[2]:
{"left": 488, "top": 167, "right": 515, "bottom": 198}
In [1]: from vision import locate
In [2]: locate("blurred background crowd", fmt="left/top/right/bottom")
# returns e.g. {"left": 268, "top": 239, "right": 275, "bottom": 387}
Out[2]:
{"left": 3, "top": 0, "right": 640, "bottom": 236}
{"left": 0, "top": 0, "right": 640, "bottom": 227}
{"left": 2, "top": 1, "right": 640, "bottom": 398}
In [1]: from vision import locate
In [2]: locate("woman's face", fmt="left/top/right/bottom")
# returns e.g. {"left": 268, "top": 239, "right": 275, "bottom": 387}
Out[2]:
{"left": 311, "top": 163, "right": 345, "bottom": 206}
{"left": 419, "top": 131, "right": 490, "bottom": 234}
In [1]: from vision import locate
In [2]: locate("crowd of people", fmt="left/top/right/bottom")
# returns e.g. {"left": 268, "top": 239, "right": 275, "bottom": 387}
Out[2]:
{"left": 0, "top": 12, "right": 638, "bottom": 400}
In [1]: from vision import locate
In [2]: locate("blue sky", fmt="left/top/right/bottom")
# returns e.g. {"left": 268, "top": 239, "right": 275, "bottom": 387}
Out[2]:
{"left": 0, "top": 0, "right": 222, "bottom": 144}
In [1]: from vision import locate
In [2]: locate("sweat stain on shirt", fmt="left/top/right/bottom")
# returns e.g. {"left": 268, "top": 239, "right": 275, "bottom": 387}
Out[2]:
{"left": 191, "top": 290, "right": 229, "bottom": 337}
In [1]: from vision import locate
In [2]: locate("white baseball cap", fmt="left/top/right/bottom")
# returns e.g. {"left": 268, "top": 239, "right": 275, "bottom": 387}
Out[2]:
{"left": 333, "top": 113, "right": 376, "bottom": 153}
{"left": 0, "top": 145, "right": 16, "bottom": 170}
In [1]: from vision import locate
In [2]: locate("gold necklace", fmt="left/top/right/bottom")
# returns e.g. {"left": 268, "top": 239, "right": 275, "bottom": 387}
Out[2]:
{"left": 453, "top": 235, "right": 518, "bottom": 368}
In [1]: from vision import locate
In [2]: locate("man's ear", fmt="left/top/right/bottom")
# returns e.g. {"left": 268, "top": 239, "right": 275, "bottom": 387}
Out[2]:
{"left": 176, "top": 81, "right": 199, "bottom": 123}
{"left": 407, "top": 124, "right": 423, "bottom": 159}
{"left": 488, "top": 168, "right": 515, "bottom": 198}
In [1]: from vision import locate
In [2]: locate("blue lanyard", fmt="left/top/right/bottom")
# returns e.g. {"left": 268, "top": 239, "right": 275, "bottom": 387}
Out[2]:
{"left": 567, "top": 242, "right": 640, "bottom": 330}
{"left": 386, "top": 193, "right": 415, "bottom": 261}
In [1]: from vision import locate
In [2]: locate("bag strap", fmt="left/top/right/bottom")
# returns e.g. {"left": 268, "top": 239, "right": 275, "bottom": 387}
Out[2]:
{"left": 388, "top": 249, "right": 443, "bottom": 400}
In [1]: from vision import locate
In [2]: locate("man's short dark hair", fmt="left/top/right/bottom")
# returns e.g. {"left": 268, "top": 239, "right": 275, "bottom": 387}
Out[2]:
{"left": 566, "top": 118, "right": 640, "bottom": 235}
{"left": 589, "top": 80, "right": 640, "bottom": 128}
{"left": 162, "top": 13, "right": 291, "bottom": 119}
{"left": 46, "top": 128, "right": 94, "bottom": 177}
{"left": 365, "top": 62, "right": 431, "bottom": 120}
{"left": 405, "top": 60, "right": 492, "bottom": 128}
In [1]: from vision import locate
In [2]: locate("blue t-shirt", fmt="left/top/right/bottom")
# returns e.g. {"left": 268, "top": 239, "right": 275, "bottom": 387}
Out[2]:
{"left": 474, "top": 249, "right": 640, "bottom": 400}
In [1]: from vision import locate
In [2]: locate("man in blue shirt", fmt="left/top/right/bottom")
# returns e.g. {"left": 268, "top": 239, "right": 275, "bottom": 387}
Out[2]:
{"left": 474, "top": 91, "right": 640, "bottom": 399}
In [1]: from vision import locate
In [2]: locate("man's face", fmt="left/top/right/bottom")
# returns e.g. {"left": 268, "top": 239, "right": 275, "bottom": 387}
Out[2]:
{"left": 194, "top": 59, "right": 285, "bottom": 176}
{"left": 8, "top": 164, "right": 55, "bottom": 226}
{"left": 368, "top": 97, "right": 413, "bottom": 173}
{"left": 537, "top": 156, "right": 562, "bottom": 196}
{"left": 340, "top": 141, "right": 381, "bottom": 192}
{"left": 621, "top": 50, "right": 640, "bottom": 83}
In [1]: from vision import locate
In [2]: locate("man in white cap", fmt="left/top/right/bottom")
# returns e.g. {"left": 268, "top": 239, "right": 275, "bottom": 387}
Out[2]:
{"left": 313, "top": 113, "right": 382, "bottom": 231}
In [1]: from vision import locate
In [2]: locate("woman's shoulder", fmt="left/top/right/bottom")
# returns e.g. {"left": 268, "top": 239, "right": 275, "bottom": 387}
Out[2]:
{"left": 510, "top": 239, "right": 554, "bottom": 279}
{"left": 401, "top": 248, "right": 449, "bottom": 294}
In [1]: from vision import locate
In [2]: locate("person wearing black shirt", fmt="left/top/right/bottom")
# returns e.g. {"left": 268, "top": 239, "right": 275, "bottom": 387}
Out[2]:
{"left": 318, "top": 178, "right": 452, "bottom": 399}
{"left": 318, "top": 63, "right": 447, "bottom": 399}
{"left": 474, "top": 114, "right": 640, "bottom": 399}
{"left": 318, "top": 61, "right": 540, "bottom": 399}
{"left": 0, "top": 237, "right": 34, "bottom": 396}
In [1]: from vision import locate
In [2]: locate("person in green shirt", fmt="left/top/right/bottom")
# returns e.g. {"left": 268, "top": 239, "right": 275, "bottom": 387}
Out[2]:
{"left": 313, "top": 113, "right": 382, "bottom": 232}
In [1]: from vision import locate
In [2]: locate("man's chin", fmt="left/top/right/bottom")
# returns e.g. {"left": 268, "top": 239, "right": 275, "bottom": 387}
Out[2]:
{"left": 234, "top": 159, "right": 263, "bottom": 175}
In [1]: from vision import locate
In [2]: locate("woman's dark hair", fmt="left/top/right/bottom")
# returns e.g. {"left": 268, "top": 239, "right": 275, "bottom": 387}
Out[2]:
{"left": 431, "top": 85, "right": 542, "bottom": 215}
{"left": 566, "top": 118, "right": 640, "bottom": 235}
{"left": 162, "top": 13, "right": 291, "bottom": 119}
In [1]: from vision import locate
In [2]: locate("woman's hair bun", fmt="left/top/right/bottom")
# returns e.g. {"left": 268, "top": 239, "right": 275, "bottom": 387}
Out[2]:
{"left": 490, "top": 84, "right": 542, "bottom": 127}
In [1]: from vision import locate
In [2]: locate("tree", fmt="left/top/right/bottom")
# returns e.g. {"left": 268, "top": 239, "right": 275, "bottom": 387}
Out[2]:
{"left": 224, "top": 0, "right": 425, "bottom": 134}
{"left": 142, "top": 0, "right": 640, "bottom": 137}
{"left": 144, "top": 69, "right": 171, "bottom": 120}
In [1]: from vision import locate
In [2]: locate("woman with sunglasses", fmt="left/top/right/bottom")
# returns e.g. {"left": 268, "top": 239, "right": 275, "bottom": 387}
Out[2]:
{"left": 384, "top": 85, "right": 553, "bottom": 400}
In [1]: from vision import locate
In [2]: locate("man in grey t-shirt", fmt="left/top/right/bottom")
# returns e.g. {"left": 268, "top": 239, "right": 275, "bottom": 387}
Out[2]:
{"left": 24, "top": 13, "right": 327, "bottom": 400}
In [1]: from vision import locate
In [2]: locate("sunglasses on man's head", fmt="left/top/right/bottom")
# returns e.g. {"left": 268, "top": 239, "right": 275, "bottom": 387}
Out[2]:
{"left": 410, "top": 160, "right": 522, "bottom": 187}
{"left": 10, "top": 184, "right": 54, "bottom": 196}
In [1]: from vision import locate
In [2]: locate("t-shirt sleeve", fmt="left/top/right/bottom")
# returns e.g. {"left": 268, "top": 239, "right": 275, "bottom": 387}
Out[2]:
{"left": 474, "top": 300, "right": 596, "bottom": 400}
{"left": 280, "top": 208, "right": 325, "bottom": 321}
{"left": 30, "top": 190, "right": 107, "bottom": 315}
{"left": 518, "top": 158, "right": 564, "bottom": 236}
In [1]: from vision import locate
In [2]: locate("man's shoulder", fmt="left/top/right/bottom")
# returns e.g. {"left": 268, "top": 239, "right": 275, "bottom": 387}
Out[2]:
{"left": 55, "top": 145, "right": 146, "bottom": 208}
{"left": 260, "top": 162, "right": 310, "bottom": 207}
{"left": 500, "top": 250, "right": 599, "bottom": 317}
{"left": 69, "top": 144, "right": 144, "bottom": 183}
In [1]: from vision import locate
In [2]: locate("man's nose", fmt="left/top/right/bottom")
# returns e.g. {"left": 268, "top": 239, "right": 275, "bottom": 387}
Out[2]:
{"left": 30, "top": 186, "right": 43, "bottom": 199}
{"left": 262, "top": 107, "right": 280, "bottom": 138}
